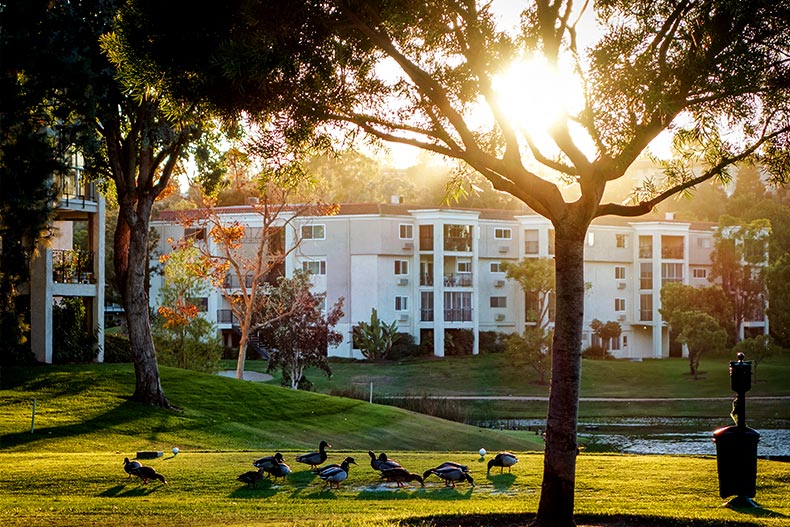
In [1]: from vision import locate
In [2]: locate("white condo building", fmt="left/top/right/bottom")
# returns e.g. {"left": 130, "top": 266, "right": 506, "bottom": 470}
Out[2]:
{"left": 151, "top": 202, "right": 767, "bottom": 360}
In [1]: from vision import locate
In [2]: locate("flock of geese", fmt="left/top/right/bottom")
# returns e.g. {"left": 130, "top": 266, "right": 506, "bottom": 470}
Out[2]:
{"left": 237, "top": 440, "right": 519, "bottom": 490}
{"left": 122, "top": 441, "right": 519, "bottom": 490}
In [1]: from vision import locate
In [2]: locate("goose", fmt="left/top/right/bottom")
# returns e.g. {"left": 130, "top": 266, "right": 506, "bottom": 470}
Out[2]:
{"left": 123, "top": 457, "right": 142, "bottom": 478}
{"left": 434, "top": 461, "right": 469, "bottom": 473}
{"left": 318, "top": 457, "right": 356, "bottom": 489}
{"left": 313, "top": 456, "right": 357, "bottom": 476}
{"left": 252, "top": 452, "right": 284, "bottom": 472}
{"left": 376, "top": 452, "right": 403, "bottom": 471}
{"left": 295, "top": 440, "right": 331, "bottom": 469}
{"left": 380, "top": 467, "right": 424, "bottom": 487}
{"left": 487, "top": 452, "right": 519, "bottom": 474}
{"left": 133, "top": 465, "right": 168, "bottom": 485}
{"left": 423, "top": 465, "right": 474, "bottom": 488}
{"left": 237, "top": 468, "right": 264, "bottom": 488}
{"left": 267, "top": 460, "right": 292, "bottom": 482}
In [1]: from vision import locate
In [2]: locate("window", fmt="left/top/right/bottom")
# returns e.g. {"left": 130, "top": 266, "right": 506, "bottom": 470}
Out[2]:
{"left": 302, "top": 259, "right": 326, "bottom": 275}
{"left": 661, "top": 263, "right": 683, "bottom": 284}
{"left": 525, "top": 229, "right": 539, "bottom": 254}
{"left": 490, "top": 262, "right": 504, "bottom": 273}
{"left": 697, "top": 237, "right": 711, "bottom": 249}
{"left": 616, "top": 233, "right": 629, "bottom": 248}
{"left": 457, "top": 261, "right": 472, "bottom": 273}
{"left": 615, "top": 298, "right": 626, "bottom": 311}
{"left": 610, "top": 336, "right": 621, "bottom": 351}
{"left": 420, "top": 291, "right": 434, "bottom": 321}
{"left": 495, "top": 228, "right": 512, "bottom": 239}
{"left": 394, "top": 260, "right": 409, "bottom": 275}
{"left": 661, "top": 235, "right": 684, "bottom": 259}
{"left": 444, "top": 224, "right": 472, "bottom": 252}
{"left": 639, "top": 235, "right": 653, "bottom": 258}
{"left": 444, "top": 291, "right": 472, "bottom": 321}
{"left": 184, "top": 227, "right": 206, "bottom": 241}
{"left": 301, "top": 224, "right": 325, "bottom": 240}
{"left": 395, "top": 296, "right": 408, "bottom": 311}
{"left": 640, "top": 262, "right": 653, "bottom": 289}
{"left": 640, "top": 294, "right": 653, "bottom": 321}
{"left": 693, "top": 268, "right": 708, "bottom": 279}
{"left": 419, "top": 224, "right": 434, "bottom": 251}
{"left": 490, "top": 296, "right": 507, "bottom": 308}
{"left": 399, "top": 224, "right": 414, "bottom": 239}
{"left": 615, "top": 266, "right": 626, "bottom": 280}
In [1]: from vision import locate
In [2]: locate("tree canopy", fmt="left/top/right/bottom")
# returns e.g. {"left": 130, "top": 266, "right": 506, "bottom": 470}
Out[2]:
{"left": 123, "top": 1, "right": 790, "bottom": 524}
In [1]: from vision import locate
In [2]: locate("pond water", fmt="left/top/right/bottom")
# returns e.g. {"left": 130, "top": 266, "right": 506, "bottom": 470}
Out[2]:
{"left": 482, "top": 418, "right": 790, "bottom": 458}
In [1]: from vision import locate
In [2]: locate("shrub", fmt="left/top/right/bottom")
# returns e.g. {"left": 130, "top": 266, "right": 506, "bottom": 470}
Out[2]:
{"left": 388, "top": 333, "right": 427, "bottom": 360}
{"left": 152, "top": 315, "right": 223, "bottom": 373}
{"left": 103, "top": 333, "right": 133, "bottom": 363}
{"left": 445, "top": 328, "right": 474, "bottom": 356}
{"left": 381, "top": 394, "right": 468, "bottom": 423}
{"left": 582, "top": 344, "right": 613, "bottom": 360}
{"left": 479, "top": 331, "right": 507, "bottom": 354}
{"left": 52, "top": 297, "right": 98, "bottom": 364}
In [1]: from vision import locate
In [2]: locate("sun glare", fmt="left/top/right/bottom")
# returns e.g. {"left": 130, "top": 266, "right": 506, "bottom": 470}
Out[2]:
{"left": 493, "top": 56, "right": 585, "bottom": 140}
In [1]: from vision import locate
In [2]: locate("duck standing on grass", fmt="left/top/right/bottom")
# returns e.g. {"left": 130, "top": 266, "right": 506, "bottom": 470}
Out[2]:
{"left": 252, "top": 452, "right": 284, "bottom": 472}
{"left": 237, "top": 468, "right": 264, "bottom": 488}
{"left": 267, "top": 459, "right": 292, "bottom": 483}
{"left": 123, "top": 457, "right": 142, "bottom": 478}
{"left": 296, "top": 440, "right": 331, "bottom": 469}
{"left": 313, "top": 456, "right": 357, "bottom": 476}
{"left": 487, "top": 452, "right": 519, "bottom": 474}
{"left": 380, "top": 467, "right": 424, "bottom": 488}
{"left": 423, "top": 464, "right": 474, "bottom": 488}
{"left": 368, "top": 450, "right": 383, "bottom": 471}
{"left": 318, "top": 457, "right": 356, "bottom": 489}
{"left": 133, "top": 465, "right": 168, "bottom": 485}
{"left": 376, "top": 452, "right": 402, "bottom": 471}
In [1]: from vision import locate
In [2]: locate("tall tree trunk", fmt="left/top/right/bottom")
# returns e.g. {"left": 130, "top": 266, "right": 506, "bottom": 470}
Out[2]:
{"left": 115, "top": 196, "right": 170, "bottom": 408}
{"left": 535, "top": 229, "right": 586, "bottom": 527}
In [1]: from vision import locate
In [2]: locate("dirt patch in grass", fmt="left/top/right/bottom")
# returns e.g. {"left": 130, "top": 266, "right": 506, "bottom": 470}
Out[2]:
{"left": 399, "top": 513, "right": 762, "bottom": 527}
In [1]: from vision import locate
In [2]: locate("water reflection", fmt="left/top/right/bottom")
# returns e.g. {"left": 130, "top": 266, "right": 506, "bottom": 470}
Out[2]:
{"left": 482, "top": 418, "right": 790, "bottom": 457}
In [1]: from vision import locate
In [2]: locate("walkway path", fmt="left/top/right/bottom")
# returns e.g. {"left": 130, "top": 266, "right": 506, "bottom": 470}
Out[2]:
{"left": 217, "top": 370, "right": 273, "bottom": 382}
{"left": 378, "top": 395, "right": 790, "bottom": 402}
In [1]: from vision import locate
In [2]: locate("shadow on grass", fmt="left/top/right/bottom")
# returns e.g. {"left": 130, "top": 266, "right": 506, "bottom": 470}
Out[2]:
{"left": 398, "top": 512, "right": 767, "bottom": 526}
{"left": 486, "top": 473, "right": 516, "bottom": 490}
{"left": 1, "top": 399, "right": 173, "bottom": 449}
{"left": 355, "top": 486, "right": 473, "bottom": 501}
{"left": 98, "top": 483, "right": 165, "bottom": 498}
{"left": 228, "top": 482, "right": 279, "bottom": 499}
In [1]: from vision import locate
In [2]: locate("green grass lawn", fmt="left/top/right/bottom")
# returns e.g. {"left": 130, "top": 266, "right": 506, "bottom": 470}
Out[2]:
{"left": 1, "top": 451, "right": 787, "bottom": 527}
{"left": 224, "top": 353, "right": 790, "bottom": 420}
{"left": 1, "top": 362, "right": 788, "bottom": 527}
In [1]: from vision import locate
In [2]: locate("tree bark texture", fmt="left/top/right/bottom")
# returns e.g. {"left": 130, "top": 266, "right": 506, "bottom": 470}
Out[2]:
{"left": 535, "top": 229, "right": 586, "bottom": 527}
{"left": 115, "top": 196, "right": 170, "bottom": 408}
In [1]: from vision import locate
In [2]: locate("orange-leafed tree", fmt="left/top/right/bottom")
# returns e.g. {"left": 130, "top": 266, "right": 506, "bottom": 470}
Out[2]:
{"left": 175, "top": 164, "right": 336, "bottom": 379}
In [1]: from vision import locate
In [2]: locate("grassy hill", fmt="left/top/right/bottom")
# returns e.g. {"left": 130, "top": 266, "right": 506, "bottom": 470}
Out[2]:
{"left": 0, "top": 364, "right": 542, "bottom": 453}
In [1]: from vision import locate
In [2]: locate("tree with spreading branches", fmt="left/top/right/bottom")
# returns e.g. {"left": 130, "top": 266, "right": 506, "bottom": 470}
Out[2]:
{"left": 124, "top": 1, "right": 790, "bottom": 524}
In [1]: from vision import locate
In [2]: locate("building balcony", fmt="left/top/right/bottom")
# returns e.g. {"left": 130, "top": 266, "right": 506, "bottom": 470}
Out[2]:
{"left": 443, "top": 273, "right": 472, "bottom": 287}
{"left": 217, "top": 309, "right": 239, "bottom": 325}
{"left": 420, "top": 308, "right": 434, "bottom": 322}
{"left": 444, "top": 308, "right": 473, "bottom": 322}
{"left": 52, "top": 249, "right": 96, "bottom": 284}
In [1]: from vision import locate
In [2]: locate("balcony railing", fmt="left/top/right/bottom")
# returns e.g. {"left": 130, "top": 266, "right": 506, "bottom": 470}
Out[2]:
{"left": 420, "top": 308, "right": 434, "bottom": 322}
{"left": 639, "top": 309, "right": 653, "bottom": 322}
{"left": 217, "top": 309, "right": 239, "bottom": 325}
{"left": 56, "top": 173, "right": 97, "bottom": 207}
{"left": 661, "top": 247, "right": 684, "bottom": 259}
{"left": 52, "top": 249, "right": 95, "bottom": 283}
{"left": 444, "top": 273, "right": 472, "bottom": 287}
{"left": 420, "top": 273, "right": 434, "bottom": 286}
{"left": 444, "top": 308, "right": 473, "bottom": 322}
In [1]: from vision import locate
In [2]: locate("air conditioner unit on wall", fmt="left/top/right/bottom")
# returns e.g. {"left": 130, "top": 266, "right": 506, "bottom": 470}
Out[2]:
{"left": 617, "top": 282, "right": 627, "bottom": 289}
{"left": 498, "top": 246, "right": 509, "bottom": 253}
{"left": 495, "top": 313, "right": 505, "bottom": 321}
{"left": 398, "top": 278, "right": 409, "bottom": 286}
{"left": 399, "top": 313, "right": 409, "bottom": 321}
{"left": 617, "top": 314, "right": 626, "bottom": 321}
{"left": 403, "top": 242, "right": 414, "bottom": 250}
{"left": 494, "top": 280, "right": 505, "bottom": 288}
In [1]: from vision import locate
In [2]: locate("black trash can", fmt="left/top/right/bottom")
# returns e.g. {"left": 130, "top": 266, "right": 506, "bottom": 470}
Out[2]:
{"left": 713, "top": 425, "right": 760, "bottom": 499}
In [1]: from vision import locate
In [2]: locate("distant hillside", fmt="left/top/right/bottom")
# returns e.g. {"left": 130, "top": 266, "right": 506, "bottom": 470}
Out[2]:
{"left": 0, "top": 364, "right": 542, "bottom": 453}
